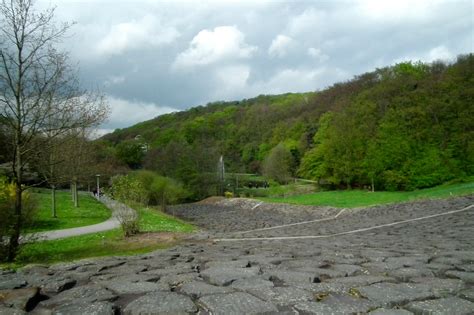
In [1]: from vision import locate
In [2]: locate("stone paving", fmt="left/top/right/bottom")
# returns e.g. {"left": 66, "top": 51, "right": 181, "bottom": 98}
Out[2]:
{"left": 1, "top": 195, "right": 474, "bottom": 314}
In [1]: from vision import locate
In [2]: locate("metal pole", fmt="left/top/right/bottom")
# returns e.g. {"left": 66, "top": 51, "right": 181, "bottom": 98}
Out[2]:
{"left": 96, "top": 174, "right": 100, "bottom": 200}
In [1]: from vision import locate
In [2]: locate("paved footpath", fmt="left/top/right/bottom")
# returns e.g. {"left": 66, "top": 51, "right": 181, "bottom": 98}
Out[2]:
{"left": 1, "top": 195, "right": 474, "bottom": 314}
{"left": 23, "top": 196, "right": 133, "bottom": 242}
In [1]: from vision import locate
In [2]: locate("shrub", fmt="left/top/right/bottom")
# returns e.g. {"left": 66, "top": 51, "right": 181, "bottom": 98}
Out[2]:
{"left": 224, "top": 191, "right": 233, "bottom": 198}
{"left": 109, "top": 174, "right": 147, "bottom": 204}
{"left": 115, "top": 203, "right": 139, "bottom": 237}
{"left": 262, "top": 143, "right": 292, "bottom": 184}
{"left": 0, "top": 177, "right": 37, "bottom": 262}
{"left": 382, "top": 170, "right": 408, "bottom": 191}
{"left": 128, "top": 170, "right": 189, "bottom": 209}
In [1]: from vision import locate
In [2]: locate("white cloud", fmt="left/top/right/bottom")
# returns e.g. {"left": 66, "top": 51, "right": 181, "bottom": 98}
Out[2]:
{"left": 91, "top": 128, "right": 115, "bottom": 139}
{"left": 268, "top": 35, "right": 294, "bottom": 58}
{"left": 287, "top": 8, "right": 327, "bottom": 36}
{"left": 46, "top": 0, "right": 471, "bottom": 113}
{"left": 392, "top": 45, "right": 455, "bottom": 64}
{"left": 96, "top": 15, "right": 180, "bottom": 56}
{"left": 307, "top": 47, "right": 329, "bottom": 62}
{"left": 252, "top": 67, "right": 349, "bottom": 95}
{"left": 105, "top": 96, "right": 179, "bottom": 129}
{"left": 173, "top": 26, "right": 257, "bottom": 69}
{"left": 355, "top": 0, "right": 439, "bottom": 21}
{"left": 104, "top": 75, "right": 125, "bottom": 87}
{"left": 213, "top": 65, "right": 250, "bottom": 100}
{"left": 427, "top": 45, "right": 454, "bottom": 62}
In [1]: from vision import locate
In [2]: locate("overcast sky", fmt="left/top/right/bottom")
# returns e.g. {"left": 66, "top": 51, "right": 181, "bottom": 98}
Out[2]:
{"left": 41, "top": 0, "right": 473, "bottom": 134}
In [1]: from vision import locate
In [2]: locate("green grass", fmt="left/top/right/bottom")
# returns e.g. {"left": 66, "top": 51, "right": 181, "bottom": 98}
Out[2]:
{"left": 27, "top": 189, "right": 111, "bottom": 232}
{"left": 260, "top": 181, "right": 474, "bottom": 208}
{"left": 138, "top": 206, "right": 195, "bottom": 233}
{"left": 11, "top": 229, "right": 172, "bottom": 267}
{"left": 3, "top": 204, "right": 195, "bottom": 268}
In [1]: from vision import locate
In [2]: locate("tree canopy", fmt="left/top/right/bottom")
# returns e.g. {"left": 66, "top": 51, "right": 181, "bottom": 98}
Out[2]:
{"left": 100, "top": 55, "right": 474, "bottom": 197}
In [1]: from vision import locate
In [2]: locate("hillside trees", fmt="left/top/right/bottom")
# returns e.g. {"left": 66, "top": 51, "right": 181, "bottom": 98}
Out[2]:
{"left": 0, "top": 0, "right": 108, "bottom": 261}
{"left": 144, "top": 139, "right": 220, "bottom": 199}
{"left": 298, "top": 56, "right": 474, "bottom": 190}
{"left": 262, "top": 143, "right": 293, "bottom": 184}
{"left": 115, "top": 139, "right": 147, "bottom": 169}
{"left": 102, "top": 55, "right": 473, "bottom": 197}
{"left": 110, "top": 171, "right": 188, "bottom": 211}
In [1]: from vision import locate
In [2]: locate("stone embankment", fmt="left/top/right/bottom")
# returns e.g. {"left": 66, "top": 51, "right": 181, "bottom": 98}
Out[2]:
{"left": 1, "top": 195, "right": 474, "bottom": 314}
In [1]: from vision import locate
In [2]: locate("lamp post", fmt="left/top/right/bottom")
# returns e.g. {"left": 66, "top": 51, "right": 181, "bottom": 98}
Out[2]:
{"left": 96, "top": 174, "right": 101, "bottom": 199}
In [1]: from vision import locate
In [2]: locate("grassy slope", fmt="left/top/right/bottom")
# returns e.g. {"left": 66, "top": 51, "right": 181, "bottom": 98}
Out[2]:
{"left": 138, "top": 207, "right": 195, "bottom": 233}
{"left": 9, "top": 207, "right": 195, "bottom": 267}
{"left": 28, "top": 189, "right": 111, "bottom": 232}
{"left": 261, "top": 181, "right": 474, "bottom": 208}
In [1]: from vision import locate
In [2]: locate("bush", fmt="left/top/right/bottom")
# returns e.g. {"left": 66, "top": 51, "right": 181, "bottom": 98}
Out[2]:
{"left": 224, "top": 191, "right": 233, "bottom": 198}
{"left": 115, "top": 203, "right": 139, "bottom": 237}
{"left": 0, "top": 177, "right": 37, "bottom": 262}
{"left": 262, "top": 143, "right": 292, "bottom": 184}
{"left": 109, "top": 174, "right": 147, "bottom": 204}
{"left": 382, "top": 170, "right": 408, "bottom": 191}
{"left": 129, "top": 171, "right": 189, "bottom": 210}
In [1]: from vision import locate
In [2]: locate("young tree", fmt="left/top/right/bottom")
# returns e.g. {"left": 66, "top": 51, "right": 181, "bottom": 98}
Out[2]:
{"left": 262, "top": 143, "right": 292, "bottom": 184}
{"left": 0, "top": 0, "right": 108, "bottom": 261}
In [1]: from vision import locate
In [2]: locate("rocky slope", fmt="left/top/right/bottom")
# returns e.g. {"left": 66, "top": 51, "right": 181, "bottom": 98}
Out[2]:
{"left": 1, "top": 195, "right": 473, "bottom": 314}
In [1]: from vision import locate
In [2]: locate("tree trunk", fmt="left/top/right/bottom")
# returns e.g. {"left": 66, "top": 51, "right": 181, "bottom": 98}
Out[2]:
{"left": 52, "top": 184, "right": 57, "bottom": 218}
{"left": 8, "top": 145, "right": 23, "bottom": 262}
{"left": 74, "top": 180, "right": 79, "bottom": 207}
{"left": 161, "top": 194, "right": 166, "bottom": 213}
{"left": 371, "top": 176, "right": 375, "bottom": 192}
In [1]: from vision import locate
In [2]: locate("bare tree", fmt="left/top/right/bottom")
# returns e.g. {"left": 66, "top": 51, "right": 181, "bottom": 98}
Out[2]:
{"left": 34, "top": 128, "right": 98, "bottom": 217}
{"left": 58, "top": 128, "right": 99, "bottom": 209}
{"left": 0, "top": 0, "right": 108, "bottom": 261}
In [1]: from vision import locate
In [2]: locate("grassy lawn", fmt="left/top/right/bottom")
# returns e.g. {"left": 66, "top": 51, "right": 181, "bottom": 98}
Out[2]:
{"left": 260, "top": 181, "right": 474, "bottom": 208}
{"left": 138, "top": 206, "right": 195, "bottom": 233}
{"left": 4, "top": 206, "right": 195, "bottom": 268}
{"left": 27, "top": 189, "right": 111, "bottom": 233}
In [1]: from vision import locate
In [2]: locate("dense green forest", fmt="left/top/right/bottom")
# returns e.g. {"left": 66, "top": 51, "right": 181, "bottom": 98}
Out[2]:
{"left": 99, "top": 54, "right": 473, "bottom": 198}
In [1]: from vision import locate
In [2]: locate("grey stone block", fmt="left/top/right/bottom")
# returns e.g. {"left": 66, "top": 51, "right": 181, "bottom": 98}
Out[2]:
{"left": 266, "top": 270, "right": 319, "bottom": 286}
{"left": 230, "top": 278, "right": 274, "bottom": 291}
{"left": 369, "top": 308, "right": 414, "bottom": 314}
{"left": 0, "top": 275, "right": 27, "bottom": 290}
{"left": 294, "top": 293, "right": 375, "bottom": 314}
{"left": 52, "top": 301, "right": 116, "bottom": 315}
{"left": 198, "top": 292, "right": 278, "bottom": 314}
{"left": 405, "top": 297, "right": 474, "bottom": 315}
{"left": 101, "top": 280, "right": 168, "bottom": 295}
{"left": 357, "top": 283, "right": 434, "bottom": 307}
{"left": 247, "top": 286, "right": 313, "bottom": 305}
{"left": 388, "top": 268, "right": 434, "bottom": 282}
{"left": 201, "top": 266, "right": 261, "bottom": 286}
{"left": 123, "top": 291, "right": 197, "bottom": 315}
{"left": 0, "top": 287, "right": 40, "bottom": 311}
{"left": 0, "top": 306, "right": 26, "bottom": 315}
{"left": 410, "top": 277, "right": 465, "bottom": 297}
{"left": 40, "top": 285, "right": 117, "bottom": 307}
{"left": 445, "top": 270, "right": 474, "bottom": 283}
{"left": 459, "top": 289, "right": 474, "bottom": 302}
{"left": 180, "top": 281, "right": 234, "bottom": 298}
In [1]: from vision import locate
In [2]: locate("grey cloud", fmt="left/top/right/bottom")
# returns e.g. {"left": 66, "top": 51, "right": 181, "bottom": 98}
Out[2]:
{"left": 43, "top": 0, "right": 472, "bottom": 130}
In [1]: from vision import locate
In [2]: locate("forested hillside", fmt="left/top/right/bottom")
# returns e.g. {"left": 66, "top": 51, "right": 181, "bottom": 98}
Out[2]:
{"left": 100, "top": 54, "right": 473, "bottom": 198}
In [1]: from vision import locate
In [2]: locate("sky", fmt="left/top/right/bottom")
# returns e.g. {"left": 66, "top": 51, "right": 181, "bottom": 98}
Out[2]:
{"left": 41, "top": 0, "right": 473, "bottom": 135}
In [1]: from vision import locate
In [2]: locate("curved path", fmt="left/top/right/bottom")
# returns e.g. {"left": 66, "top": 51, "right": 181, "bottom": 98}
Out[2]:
{"left": 23, "top": 196, "right": 133, "bottom": 242}
{"left": 30, "top": 216, "right": 120, "bottom": 242}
